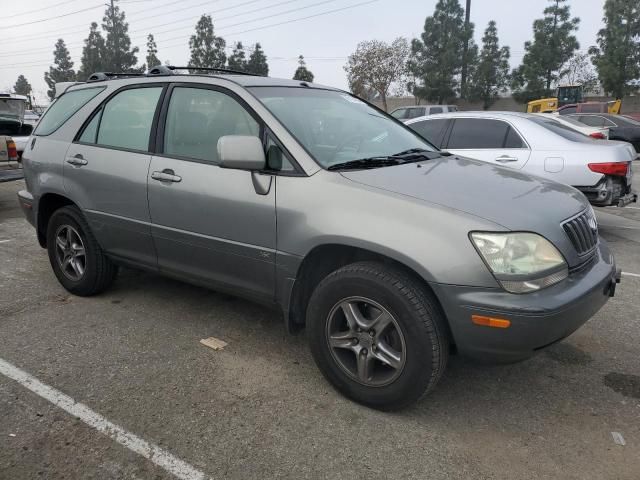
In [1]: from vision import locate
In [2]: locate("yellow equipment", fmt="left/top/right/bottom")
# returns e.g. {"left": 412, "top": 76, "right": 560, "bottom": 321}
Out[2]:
{"left": 526, "top": 84, "right": 584, "bottom": 113}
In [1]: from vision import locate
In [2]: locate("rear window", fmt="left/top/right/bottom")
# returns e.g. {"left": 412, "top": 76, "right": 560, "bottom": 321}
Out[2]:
{"left": 530, "top": 117, "right": 594, "bottom": 143}
{"left": 35, "top": 87, "right": 104, "bottom": 136}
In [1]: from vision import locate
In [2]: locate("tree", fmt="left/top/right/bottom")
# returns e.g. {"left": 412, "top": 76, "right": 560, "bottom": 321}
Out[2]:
{"left": 145, "top": 34, "right": 160, "bottom": 69}
{"left": 293, "top": 55, "right": 314, "bottom": 82}
{"left": 559, "top": 53, "right": 599, "bottom": 94}
{"left": 345, "top": 38, "right": 409, "bottom": 111}
{"left": 469, "top": 21, "right": 510, "bottom": 109}
{"left": 246, "top": 43, "right": 269, "bottom": 76}
{"left": 77, "top": 22, "right": 106, "bottom": 81}
{"left": 44, "top": 39, "right": 76, "bottom": 100}
{"left": 589, "top": 0, "right": 640, "bottom": 98}
{"left": 227, "top": 42, "right": 247, "bottom": 71}
{"left": 511, "top": 0, "right": 580, "bottom": 102}
{"left": 13, "top": 75, "right": 32, "bottom": 96}
{"left": 408, "top": 0, "right": 469, "bottom": 103}
{"left": 102, "top": 0, "right": 139, "bottom": 72}
{"left": 189, "top": 14, "right": 226, "bottom": 71}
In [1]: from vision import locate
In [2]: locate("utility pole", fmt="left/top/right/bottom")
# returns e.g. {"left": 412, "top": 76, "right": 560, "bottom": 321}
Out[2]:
{"left": 460, "top": 0, "right": 471, "bottom": 98}
{"left": 107, "top": 0, "right": 118, "bottom": 71}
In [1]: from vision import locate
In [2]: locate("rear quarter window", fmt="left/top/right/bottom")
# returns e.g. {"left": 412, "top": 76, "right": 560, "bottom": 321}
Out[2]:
{"left": 35, "top": 87, "right": 104, "bottom": 136}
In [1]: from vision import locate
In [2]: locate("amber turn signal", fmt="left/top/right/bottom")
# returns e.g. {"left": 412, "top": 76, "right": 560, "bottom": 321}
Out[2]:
{"left": 471, "top": 315, "right": 511, "bottom": 329}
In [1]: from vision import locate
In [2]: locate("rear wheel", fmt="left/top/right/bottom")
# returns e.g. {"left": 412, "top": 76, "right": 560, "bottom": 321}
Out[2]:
{"left": 307, "top": 261, "right": 449, "bottom": 410}
{"left": 46, "top": 206, "right": 117, "bottom": 296}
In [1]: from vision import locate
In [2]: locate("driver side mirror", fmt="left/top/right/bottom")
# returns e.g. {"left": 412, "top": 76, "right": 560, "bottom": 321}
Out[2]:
{"left": 218, "top": 135, "right": 266, "bottom": 170}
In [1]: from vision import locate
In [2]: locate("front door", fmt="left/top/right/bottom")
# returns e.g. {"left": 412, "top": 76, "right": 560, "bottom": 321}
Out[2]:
{"left": 444, "top": 117, "right": 531, "bottom": 170}
{"left": 64, "top": 85, "right": 165, "bottom": 266}
{"left": 147, "top": 85, "right": 276, "bottom": 301}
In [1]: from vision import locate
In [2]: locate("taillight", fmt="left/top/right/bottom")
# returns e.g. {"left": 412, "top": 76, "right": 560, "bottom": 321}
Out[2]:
{"left": 589, "top": 132, "right": 606, "bottom": 139}
{"left": 6, "top": 139, "right": 17, "bottom": 161}
{"left": 588, "top": 162, "right": 629, "bottom": 176}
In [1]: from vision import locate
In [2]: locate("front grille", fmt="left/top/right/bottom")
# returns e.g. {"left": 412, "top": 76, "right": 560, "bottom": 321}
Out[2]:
{"left": 563, "top": 210, "right": 598, "bottom": 256}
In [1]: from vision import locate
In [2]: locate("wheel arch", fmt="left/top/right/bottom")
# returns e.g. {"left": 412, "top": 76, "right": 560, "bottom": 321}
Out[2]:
{"left": 36, "top": 193, "right": 78, "bottom": 247}
{"left": 285, "top": 243, "right": 454, "bottom": 347}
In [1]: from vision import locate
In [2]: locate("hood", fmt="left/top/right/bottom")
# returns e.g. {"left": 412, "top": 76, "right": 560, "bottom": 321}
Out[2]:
{"left": 341, "top": 156, "right": 589, "bottom": 231}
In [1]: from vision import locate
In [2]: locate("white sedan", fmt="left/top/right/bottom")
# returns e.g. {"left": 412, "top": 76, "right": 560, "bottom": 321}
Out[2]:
{"left": 405, "top": 111, "right": 637, "bottom": 207}
{"left": 532, "top": 113, "right": 609, "bottom": 139}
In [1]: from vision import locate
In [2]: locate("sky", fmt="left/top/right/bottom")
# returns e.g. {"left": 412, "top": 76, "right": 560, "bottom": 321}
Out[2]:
{"left": 0, "top": 0, "right": 607, "bottom": 105}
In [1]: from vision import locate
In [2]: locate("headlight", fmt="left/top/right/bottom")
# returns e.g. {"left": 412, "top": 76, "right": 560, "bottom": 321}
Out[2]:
{"left": 470, "top": 232, "right": 568, "bottom": 293}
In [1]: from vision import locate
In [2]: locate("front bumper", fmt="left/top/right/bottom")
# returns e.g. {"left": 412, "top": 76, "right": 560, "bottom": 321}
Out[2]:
{"left": 431, "top": 241, "right": 618, "bottom": 363}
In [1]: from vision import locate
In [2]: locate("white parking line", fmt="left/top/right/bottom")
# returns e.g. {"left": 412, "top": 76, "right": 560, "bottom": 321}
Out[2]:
{"left": 0, "top": 239, "right": 11, "bottom": 244}
{"left": 622, "top": 272, "right": 640, "bottom": 278}
{"left": 0, "top": 358, "right": 208, "bottom": 480}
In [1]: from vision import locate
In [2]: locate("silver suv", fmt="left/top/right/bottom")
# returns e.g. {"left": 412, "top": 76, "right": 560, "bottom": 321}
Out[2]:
{"left": 18, "top": 68, "right": 620, "bottom": 410}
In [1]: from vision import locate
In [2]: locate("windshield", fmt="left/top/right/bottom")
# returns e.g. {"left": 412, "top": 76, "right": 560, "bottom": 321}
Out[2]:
{"left": 249, "top": 87, "right": 437, "bottom": 169}
{"left": 0, "top": 98, "right": 25, "bottom": 121}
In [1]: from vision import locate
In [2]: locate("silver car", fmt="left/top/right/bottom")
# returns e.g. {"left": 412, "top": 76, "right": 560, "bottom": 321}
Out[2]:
{"left": 18, "top": 69, "right": 620, "bottom": 410}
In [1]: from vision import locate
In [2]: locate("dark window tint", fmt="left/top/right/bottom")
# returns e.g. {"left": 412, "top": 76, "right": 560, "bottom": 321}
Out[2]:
{"left": 97, "top": 87, "right": 162, "bottom": 151}
{"left": 504, "top": 127, "right": 526, "bottom": 148}
{"left": 164, "top": 87, "right": 259, "bottom": 163}
{"left": 447, "top": 118, "right": 509, "bottom": 149}
{"left": 35, "top": 87, "right": 104, "bottom": 135}
{"left": 558, "top": 106, "right": 577, "bottom": 115}
{"left": 407, "top": 108, "right": 425, "bottom": 119}
{"left": 577, "top": 115, "right": 605, "bottom": 127}
{"left": 409, "top": 119, "right": 448, "bottom": 147}
{"left": 429, "top": 107, "right": 443, "bottom": 114}
{"left": 448, "top": 105, "right": 458, "bottom": 112}
{"left": 530, "top": 117, "right": 594, "bottom": 143}
{"left": 266, "top": 136, "right": 295, "bottom": 172}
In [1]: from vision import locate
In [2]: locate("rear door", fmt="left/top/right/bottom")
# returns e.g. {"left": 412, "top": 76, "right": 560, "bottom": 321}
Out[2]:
{"left": 64, "top": 84, "right": 165, "bottom": 267}
{"left": 147, "top": 84, "right": 277, "bottom": 301}
{"left": 443, "top": 117, "right": 531, "bottom": 169}
{"left": 407, "top": 118, "right": 451, "bottom": 148}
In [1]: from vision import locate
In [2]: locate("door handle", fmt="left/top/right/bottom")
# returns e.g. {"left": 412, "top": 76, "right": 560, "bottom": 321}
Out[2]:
{"left": 495, "top": 155, "right": 518, "bottom": 163}
{"left": 66, "top": 154, "right": 88, "bottom": 166}
{"left": 151, "top": 169, "right": 182, "bottom": 183}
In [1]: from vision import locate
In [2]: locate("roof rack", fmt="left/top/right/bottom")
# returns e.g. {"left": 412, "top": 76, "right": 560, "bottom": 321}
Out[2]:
{"left": 147, "top": 65, "right": 262, "bottom": 77}
{"left": 87, "top": 72, "right": 146, "bottom": 82}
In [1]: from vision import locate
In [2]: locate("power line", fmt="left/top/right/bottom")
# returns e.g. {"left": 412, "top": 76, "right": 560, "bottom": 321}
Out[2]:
{"left": 2, "top": 4, "right": 105, "bottom": 28}
{"left": 2, "top": 0, "right": 82, "bottom": 19}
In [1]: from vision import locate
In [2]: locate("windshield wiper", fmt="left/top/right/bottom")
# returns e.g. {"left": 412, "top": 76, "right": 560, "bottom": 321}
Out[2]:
{"left": 390, "top": 148, "right": 451, "bottom": 160}
{"left": 327, "top": 157, "right": 400, "bottom": 171}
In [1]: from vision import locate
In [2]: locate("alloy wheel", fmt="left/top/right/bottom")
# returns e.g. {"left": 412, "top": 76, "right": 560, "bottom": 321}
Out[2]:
{"left": 54, "top": 225, "right": 86, "bottom": 281}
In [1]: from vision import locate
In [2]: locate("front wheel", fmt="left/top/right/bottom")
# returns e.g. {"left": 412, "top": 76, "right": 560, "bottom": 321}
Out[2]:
{"left": 307, "top": 262, "right": 449, "bottom": 410}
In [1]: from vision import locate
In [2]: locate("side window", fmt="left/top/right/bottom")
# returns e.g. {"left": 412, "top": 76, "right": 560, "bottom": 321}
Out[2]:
{"left": 447, "top": 118, "right": 510, "bottom": 149}
{"left": 78, "top": 108, "right": 101, "bottom": 144}
{"left": 391, "top": 109, "right": 406, "bottom": 119}
{"left": 601, "top": 118, "right": 617, "bottom": 127}
{"left": 35, "top": 87, "right": 104, "bottom": 136}
{"left": 504, "top": 127, "right": 526, "bottom": 148}
{"left": 163, "top": 87, "right": 259, "bottom": 163}
{"left": 266, "top": 136, "right": 295, "bottom": 172}
{"left": 408, "top": 108, "right": 425, "bottom": 118}
{"left": 409, "top": 119, "right": 449, "bottom": 147}
{"left": 429, "top": 107, "right": 443, "bottom": 114}
{"left": 97, "top": 87, "right": 162, "bottom": 151}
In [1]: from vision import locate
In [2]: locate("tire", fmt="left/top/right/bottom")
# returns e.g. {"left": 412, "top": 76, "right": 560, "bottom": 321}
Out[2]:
{"left": 46, "top": 206, "right": 118, "bottom": 296}
{"left": 307, "top": 261, "right": 449, "bottom": 410}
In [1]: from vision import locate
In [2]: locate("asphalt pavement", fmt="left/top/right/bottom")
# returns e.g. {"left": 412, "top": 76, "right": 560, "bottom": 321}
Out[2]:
{"left": 0, "top": 175, "right": 639, "bottom": 480}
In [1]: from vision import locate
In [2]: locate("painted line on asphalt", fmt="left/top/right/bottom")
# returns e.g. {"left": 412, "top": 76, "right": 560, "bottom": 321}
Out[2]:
{"left": 0, "top": 358, "right": 208, "bottom": 480}
{"left": 0, "top": 239, "right": 11, "bottom": 243}
{"left": 622, "top": 272, "right": 640, "bottom": 278}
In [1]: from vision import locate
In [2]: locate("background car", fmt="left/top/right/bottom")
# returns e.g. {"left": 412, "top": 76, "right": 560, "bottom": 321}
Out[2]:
{"left": 406, "top": 111, "right": 637, "bottom": 207}
{"left": 568, "top": 113, "right": 640, "bottom": 154}
{"left": 390, "top": 104, "right": 457, "bottom": 120}
{"left": 533, "top": 113, "right": 609, "bottom": 139}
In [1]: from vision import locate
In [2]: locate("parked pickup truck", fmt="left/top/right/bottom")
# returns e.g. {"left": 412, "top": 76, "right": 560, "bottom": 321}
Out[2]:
{"left": 0, "top": 93, "right": 34, "bottom": 160}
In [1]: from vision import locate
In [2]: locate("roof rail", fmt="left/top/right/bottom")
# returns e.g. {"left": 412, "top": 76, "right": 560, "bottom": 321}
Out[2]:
{"left": 147, "top": 65, "right": 262, "bottom": 77}
{"left": 87, "top": 72, "right": 146, "bottom": 82}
